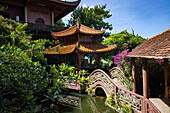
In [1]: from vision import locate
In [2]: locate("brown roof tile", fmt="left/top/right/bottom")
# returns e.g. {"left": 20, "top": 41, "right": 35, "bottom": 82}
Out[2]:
{"left": 128, "top": 29, "right": 170, "bottom": 59}
{"left": 45, "top": 42, "right": 116, "bottom": 54}
{"left": 78, "top": 42, "right": 116, "bottom": 53}
{"left": 51, "top": 24, "right": 105, "bottom": 39}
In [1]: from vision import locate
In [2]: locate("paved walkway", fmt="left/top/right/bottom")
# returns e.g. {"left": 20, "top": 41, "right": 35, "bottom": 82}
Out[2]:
{"left": 112, "top": 78, "right": 128, "bottom": 90}
{"left": 149, "top": 98, "right": 170, "bottom": 113}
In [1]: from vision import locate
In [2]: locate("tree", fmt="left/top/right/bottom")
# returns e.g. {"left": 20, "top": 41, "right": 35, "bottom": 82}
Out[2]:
{"left": 0, "top": 16, "right": 88, "bottom": 112}
{"left": 55, "top": 19, "right": 65, "bottom": 27}
{"left": 67, "top": 4, "right": 112, "bottom": 38}
{"left": 100, "top": 30, "right": 145, "bottom": 69}
{"left": 102, "top": 30, "right": 145, "bottom": 54}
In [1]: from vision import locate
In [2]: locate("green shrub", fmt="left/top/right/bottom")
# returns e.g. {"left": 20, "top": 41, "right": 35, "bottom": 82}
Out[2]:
{"left": 0, "top": 16, "right": 84, "bottom": 112}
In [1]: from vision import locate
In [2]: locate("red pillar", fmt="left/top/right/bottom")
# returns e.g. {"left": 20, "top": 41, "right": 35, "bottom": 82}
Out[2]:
{"left": 132, "top": 57, "right": 137, "bottom": 93}
{"left": 142, "top": 58, "right": 148, "bottom": 98}
{"left": 164, "top": 58, "right": 169, "bottom": 98}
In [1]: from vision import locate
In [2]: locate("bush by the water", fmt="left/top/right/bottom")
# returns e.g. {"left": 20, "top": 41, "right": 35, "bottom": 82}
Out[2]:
{"left": 0, "top": 16, "right": 85, "bottom": 112}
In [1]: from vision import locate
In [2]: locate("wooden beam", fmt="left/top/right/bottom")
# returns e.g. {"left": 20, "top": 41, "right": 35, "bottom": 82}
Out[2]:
{"left": 142, "top": 58, "right": 148, "bottom": 98}
{"left": 132, "top": 57, "right": 137, "bottom": 93}
{"left": 164, "top": 58, "right": 169, "bottom": 98}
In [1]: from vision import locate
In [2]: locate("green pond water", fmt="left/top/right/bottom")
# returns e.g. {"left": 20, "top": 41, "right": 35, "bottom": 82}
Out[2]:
{"left": 57, "top": 93, "right": 117, "bottom": 113}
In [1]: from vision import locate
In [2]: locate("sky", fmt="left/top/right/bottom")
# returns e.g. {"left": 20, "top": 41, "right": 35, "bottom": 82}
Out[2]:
{"left": 63, "top": 0, "right": 170, "bottom": 38}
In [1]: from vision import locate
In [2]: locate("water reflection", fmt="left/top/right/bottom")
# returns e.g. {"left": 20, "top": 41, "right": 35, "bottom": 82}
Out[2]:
{"left": 57, "top": 93, "right": 117, "bottom": 113}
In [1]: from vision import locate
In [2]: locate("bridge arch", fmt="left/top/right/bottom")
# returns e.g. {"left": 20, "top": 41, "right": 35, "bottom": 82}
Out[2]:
{"left": 95, "top": 86, "right": 107, "bottom": 97}
{"left": 88, "top": 69, "right": 116, "bottom": 97}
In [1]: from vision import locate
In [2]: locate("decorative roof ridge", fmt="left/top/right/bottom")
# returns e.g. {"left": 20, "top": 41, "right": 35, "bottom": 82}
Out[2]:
{"left": 80, "top": 24, "right": 105, "bottom": 33}
{"left": 51, "top": 24, "right": 77, "bottom": 39}
{"left": 51, "top": 24, "right": 105, "bottom": 39}
{"left": 49, "top": 0, "right": 81, "bottom": 6}
{"left": 147, "top": 29, "right": 170, "bottom": 41}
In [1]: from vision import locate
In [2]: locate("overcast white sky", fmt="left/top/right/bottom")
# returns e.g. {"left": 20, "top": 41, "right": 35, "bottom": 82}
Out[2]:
{"left": 63, "top": 0, "right": 170, "bottom": 38}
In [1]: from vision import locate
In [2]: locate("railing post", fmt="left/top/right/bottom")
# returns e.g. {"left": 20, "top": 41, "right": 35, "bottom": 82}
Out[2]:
{"left": 114, "top": 86, "right": 117, "bottom": 103}
{"left": 141, "top": 99, "right": 147, "bottom": 113}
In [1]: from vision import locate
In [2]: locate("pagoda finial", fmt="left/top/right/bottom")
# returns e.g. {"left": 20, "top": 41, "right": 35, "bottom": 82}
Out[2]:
{"left": 76, "top": 17, "right": 81, "bottom": 29}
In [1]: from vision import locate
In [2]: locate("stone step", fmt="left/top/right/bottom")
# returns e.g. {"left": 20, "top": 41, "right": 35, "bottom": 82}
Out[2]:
{"left": 149, "top": 98, "right": 170, "bottom": 113}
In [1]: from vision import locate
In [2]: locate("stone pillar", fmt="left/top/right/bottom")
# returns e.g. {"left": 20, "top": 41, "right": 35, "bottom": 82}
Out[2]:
{"left": 142, "top": 58, "right": 148, "bottom": 98}
{"left": 77, "top": 53, "right": 85, "bottom": 71}
{"left": 94, "top": 54, "right": 101, "bottom": 68}
{"left": 132, "top": 57, "right": 137, "bottom": 93}
{"left": 51, "top": 11, "right": 54, "bottom": 25}
{"left": 164, "top": 58, "right": 169, "bottom": 98}
{"left": 24, "top": 6, "right": 28, "bottom": 22}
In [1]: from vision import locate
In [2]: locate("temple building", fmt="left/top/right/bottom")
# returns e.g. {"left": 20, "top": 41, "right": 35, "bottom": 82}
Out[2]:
{"left": 0, "top": 0, "right": 80, "bottom": 25}
{"left": 45, "top": 22, "right": 117, "bottom": 70}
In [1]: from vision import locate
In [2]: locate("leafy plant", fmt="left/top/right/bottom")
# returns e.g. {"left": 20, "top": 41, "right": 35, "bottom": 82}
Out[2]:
{"left": 0, "top": 16, "right": 87, "bottom": 112}
{"left": 105, "top": 93, "right": 115, "bottom": 106}
{"left": 101, "top": 30, "right": 145, "bottom": 66}
{"left": 113, "top": 48, "right": 133, "bottom": 90}
{"left": 121, "top": 104, "right": 132, "bottom": 113}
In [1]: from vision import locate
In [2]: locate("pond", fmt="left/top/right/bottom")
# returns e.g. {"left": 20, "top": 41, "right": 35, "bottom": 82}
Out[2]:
{"left": 57, "top": 93, "right": 117, "bottom": 113}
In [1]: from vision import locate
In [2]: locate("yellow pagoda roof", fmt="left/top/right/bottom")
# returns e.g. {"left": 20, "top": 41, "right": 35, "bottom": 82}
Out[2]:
{"left": 51, "top": 24, "right": 105, "bottom": 39}
{"left": 45, "top": 42, "right": 116, "bottom": 54}
{"left": 78, "top": 42, "right": 117, "bottom": 53}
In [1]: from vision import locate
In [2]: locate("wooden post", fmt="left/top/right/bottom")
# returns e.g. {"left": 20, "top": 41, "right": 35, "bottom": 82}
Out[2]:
{"left": 142, "top": 58, "right": 148, "bottom": 98}
{"left": 164, "top": 58, "right": 169, "bottom": 98}
{"left": 141, "top": 99, "right": 147, "bottom": 113}
{"left": 132, "top": 57, "right": 137, "bottom": 93}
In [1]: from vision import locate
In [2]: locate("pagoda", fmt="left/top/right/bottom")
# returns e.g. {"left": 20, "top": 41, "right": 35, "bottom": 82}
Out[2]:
{"left": 45, "top": 21, "right": 116, "bottom": 70}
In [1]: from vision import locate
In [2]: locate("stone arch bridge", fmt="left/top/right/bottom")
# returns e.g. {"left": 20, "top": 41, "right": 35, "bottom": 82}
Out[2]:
{"left": 88, "top": 67, "right": 160, "bottom": 113}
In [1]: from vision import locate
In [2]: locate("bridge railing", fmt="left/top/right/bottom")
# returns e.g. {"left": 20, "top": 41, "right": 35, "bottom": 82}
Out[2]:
{"left": 89, "top": 68, "right": 160, "bottom": 113}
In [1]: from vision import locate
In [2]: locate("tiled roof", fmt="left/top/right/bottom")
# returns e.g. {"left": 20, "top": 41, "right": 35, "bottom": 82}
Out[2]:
{"left": 45, "top": 42, "right": 116, "bottom": 54}
{"left": 78, "top": 42, "right": 117, "bottom": 53}
{"left": 128, "top": 29, "right": 170, "bottom": 59}
{"left": 51, "top": 24, "right": 105, "bottom": 39}
{"left": 50, "top": 0, "right": 81, "bottom": 6}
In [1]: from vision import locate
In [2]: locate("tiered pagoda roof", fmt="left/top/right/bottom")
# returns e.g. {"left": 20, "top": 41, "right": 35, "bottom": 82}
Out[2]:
{"left": 45, "top": 24, "right": 116, "bottom": 54}
{"left": 128, "top": 29, "right": 170, "bottom": 59}
{"left": 45, "top": 42, "right": 116, "bottom": 54}
{"left": 51, "top": 24, "right": 105, "bottom": 39}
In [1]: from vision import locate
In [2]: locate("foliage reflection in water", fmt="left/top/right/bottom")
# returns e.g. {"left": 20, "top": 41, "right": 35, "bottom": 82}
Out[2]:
{"left": 57, "top": 93, "right": 117, "bottom": 113}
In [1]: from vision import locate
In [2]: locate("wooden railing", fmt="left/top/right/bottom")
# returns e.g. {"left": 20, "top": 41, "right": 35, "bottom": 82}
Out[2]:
{"left": 89, "top": 68, "right": 161, "bottom": 113}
